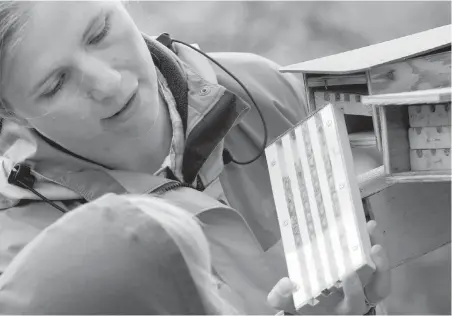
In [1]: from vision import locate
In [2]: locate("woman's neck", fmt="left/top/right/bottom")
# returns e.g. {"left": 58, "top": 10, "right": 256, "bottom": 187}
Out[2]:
{"left": 109, "top": 91, "right": 172, "bottom": 175}
{"left": 135, "top": 92, "right": 173, "bottom": 174}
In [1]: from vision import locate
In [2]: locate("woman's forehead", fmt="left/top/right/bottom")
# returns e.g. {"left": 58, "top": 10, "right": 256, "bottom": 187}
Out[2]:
{"left": 2, "top": 1, "right": 118, "bottom": 98}
{"left": 27, "top": 2, "right": 113, "bottom": 30}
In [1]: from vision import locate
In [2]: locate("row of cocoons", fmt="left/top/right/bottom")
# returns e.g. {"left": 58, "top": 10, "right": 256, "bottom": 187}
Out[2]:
{"left": 408, "top": 103, "right": 451, "bottom": 171}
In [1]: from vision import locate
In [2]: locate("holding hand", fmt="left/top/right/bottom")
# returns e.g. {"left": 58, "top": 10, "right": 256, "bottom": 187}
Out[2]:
{"left": 267, "top": 220, "right": 391, "bottom": 315}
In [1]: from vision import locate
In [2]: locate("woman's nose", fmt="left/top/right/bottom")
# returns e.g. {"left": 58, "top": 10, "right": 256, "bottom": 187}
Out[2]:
{"left": 80, "top": 59, "right": 121, "bottom": 102}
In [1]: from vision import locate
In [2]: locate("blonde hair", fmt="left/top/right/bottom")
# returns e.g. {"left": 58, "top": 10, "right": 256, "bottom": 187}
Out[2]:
{"left": 0, "top": 1, "right": 22, "bottom": 63}
{"left": 0, "top": 1, "right": 28, "bottom": 119}
{"left": 125, "top": 195, "right": 239, "bottom": 315}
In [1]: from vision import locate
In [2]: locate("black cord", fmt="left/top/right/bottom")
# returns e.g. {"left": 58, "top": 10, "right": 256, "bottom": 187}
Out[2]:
{"left": 171, "top": 39, "right": 268, "bottom": 165}
{"left": 7, "top": 164, "right": 67, "bottom": 213}
{"left": 17, "top": 180, "right": 67, "bottom": 213}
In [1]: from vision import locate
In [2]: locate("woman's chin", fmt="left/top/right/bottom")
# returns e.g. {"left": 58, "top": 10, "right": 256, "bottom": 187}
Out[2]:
{"left": 111, "top": 118, "right": 159, "bottom": 140}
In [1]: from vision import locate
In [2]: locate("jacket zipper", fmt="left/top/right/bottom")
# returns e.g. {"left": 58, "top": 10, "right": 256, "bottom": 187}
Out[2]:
{"left": 152, "top": 181, "right": 194, "bottom": 194}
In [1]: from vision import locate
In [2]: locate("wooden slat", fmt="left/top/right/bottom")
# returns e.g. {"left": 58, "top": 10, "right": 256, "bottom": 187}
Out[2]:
{"left": 380, "top": 106, "right": 391, "bottom": 174}
{"left": 387, "top": 170, "right": 452, "bottom": 184}
{"left": 381, "top": 106, "right": 411, "bottom": 174}
{"left": 356, "top": 165, "right": 393, "bottom": 198}
{"left": 369, "top": 51, "right": 451, "bottom": 95}
{"left": 366, "top": 70, "right": 382, "bottom": 152}
{"left": 362, "top": 87, "right": 451, "bottom": 106}
{"left": 314, "top": 92, "right": 373, "bottom": 116}
{"left": 280, "top": 25, "right": 451, "bottom": 74}
{"left": 306, "top": 75, "right": 367, "bottom": 87}
{"left": 304, "top": 73, "right": 316, "bottom": 113}
{"left": 349, "top": 132, "right": 376, "bottom": 148}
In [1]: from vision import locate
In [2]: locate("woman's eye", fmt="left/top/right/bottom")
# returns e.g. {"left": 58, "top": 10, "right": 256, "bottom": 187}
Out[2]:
{"left": 88, "top": 15, "right": 111, "bottom": 45}
{"left": 43, "top": 73, "right": 67, "bottom": 98}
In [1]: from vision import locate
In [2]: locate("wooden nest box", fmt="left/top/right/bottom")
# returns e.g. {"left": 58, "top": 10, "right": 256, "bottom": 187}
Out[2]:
{"left": 362, "top": 88, "right": 451, "bottom": 183}
{"left": 280, "top": 25, "right": 451, "bottom": 152}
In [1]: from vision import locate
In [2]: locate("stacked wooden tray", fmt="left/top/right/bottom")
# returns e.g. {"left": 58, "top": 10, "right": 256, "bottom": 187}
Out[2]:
{"left": 362, "top": 88, "right": 451, "bottom": 183}
{"left": 408, "top": 104, "right": 450, "bottom": 171}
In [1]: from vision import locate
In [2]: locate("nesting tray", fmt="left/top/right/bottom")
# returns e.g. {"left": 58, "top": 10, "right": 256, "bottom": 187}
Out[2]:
{"left": 362, "top": 87, "right": 451, "bottom": 183}
{"left": 265, "top": 103, "right": 375, "bottom": 310}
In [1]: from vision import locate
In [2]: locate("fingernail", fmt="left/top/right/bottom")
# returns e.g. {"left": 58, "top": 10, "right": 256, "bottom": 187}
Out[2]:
{"left": 279, "top": 287, "right": 293, "bottom": 297}
{"left": 372, "top": 244, "right": 383, "bottom": 255}
{"left": 371, "top": 244, "right": 389, "bottom": 270}
{"left": 277, "top": 284, "right": 294, "bottom": 297}
{"left": 367, "top": 220, "right": 377, "bottom": 231}
{"left": 371, "top": 245, "right": 383, "bottom": 260}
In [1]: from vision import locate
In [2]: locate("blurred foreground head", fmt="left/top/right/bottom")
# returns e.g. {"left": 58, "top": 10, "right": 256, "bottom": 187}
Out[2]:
{"left": 0, "top": 194, "right": 237, "bottom": 314}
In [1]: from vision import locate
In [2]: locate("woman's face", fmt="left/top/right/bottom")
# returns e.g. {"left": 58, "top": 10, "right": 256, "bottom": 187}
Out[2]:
{"left": 1, "top": 1, "right": 167, "bottom": 170}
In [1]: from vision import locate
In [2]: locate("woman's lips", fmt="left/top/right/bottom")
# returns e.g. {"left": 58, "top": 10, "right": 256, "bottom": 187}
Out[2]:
{"left": 101, "top": 91, "right": 140, "bottom": 127}
{"left": 112, "top": 92, "right": 136, "bottom": 118}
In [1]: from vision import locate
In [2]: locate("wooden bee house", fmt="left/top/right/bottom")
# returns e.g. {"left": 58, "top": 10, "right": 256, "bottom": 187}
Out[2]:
{"left": 277, "top": 25, "right": 451, "bottom": 315}
{"left": 362, "top": 88, "right": 451, "bottom": 183}
{"left": 280, "top": 25, "right": 451, "bottom": 152}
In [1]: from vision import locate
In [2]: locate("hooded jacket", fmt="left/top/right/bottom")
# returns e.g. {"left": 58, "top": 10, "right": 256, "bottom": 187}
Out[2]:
{"left": 0, "top": 34, "right": 381, "bottom": 314}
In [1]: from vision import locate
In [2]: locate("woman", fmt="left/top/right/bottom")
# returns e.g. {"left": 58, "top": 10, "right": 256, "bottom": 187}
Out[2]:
{"left": 0, "top": 193, "right": 239, "bottom": 314}
{"left": 0, "top": 1, "right": 390, "bottom": 314}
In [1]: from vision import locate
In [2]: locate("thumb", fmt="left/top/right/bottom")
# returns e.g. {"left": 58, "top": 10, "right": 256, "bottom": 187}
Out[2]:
{"left": 267, "top": 277, "right": 297, "bottom": 312}
{"left": 336, "top": 272, "right": 366, "bottom": 315}
{"left": 367, "top": 220, "right": 383, "bottom": 246}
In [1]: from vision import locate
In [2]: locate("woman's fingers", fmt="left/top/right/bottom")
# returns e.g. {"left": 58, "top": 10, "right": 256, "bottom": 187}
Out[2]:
{"left": 364, "top": 244, "right": 391, "bottom": 304}
{"left": 365, "top": 220, "right": 391, "bottom": 303}
{"left": 335, "top": 272, "right": 367, "bottom": 315}
{"left": 268, "top": 221, "right": 390, "bottom": 314}
{"left": 267, "top": 277, "right": 296, "bottom": 313}
{"left": 366, "top": 220, "right": 379, "bottom": 245}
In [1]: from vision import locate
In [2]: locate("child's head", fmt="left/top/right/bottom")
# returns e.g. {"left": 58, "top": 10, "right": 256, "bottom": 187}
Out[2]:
{"left": 0, "top": 193, "right": 237, "bottom": 315}
{"left": 123, "top": 194, "right": 238, "bottom": 315}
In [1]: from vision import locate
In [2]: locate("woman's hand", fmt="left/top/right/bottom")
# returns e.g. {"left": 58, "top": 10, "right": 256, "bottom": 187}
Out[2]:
{"left": 267, "top": 220, "right": 391, "bottom": 315}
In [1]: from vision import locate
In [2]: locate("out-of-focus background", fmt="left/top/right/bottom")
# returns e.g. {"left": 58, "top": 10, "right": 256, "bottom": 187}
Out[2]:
{"left": 125, "top": 1, "right": 451, "bottom": 66}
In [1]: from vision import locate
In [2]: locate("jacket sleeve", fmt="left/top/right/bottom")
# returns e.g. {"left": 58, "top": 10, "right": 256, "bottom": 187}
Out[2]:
{"left": 245, "top": 52, "right": 309, "bottom": 117}
{"left": 209, "top": 52, "right": 308, "bottom": 142}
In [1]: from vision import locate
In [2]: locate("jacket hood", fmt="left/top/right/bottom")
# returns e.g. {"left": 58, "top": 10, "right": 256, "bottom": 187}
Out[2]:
{"left": 0, "top": 33, "right": 248, "bottom": 209}
{"left": 0, "top": 193, "right": 209, "bottom": 314}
